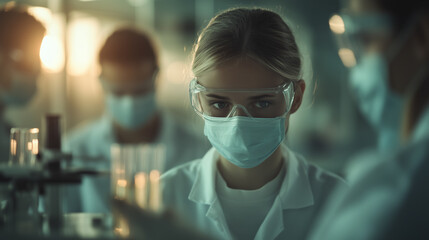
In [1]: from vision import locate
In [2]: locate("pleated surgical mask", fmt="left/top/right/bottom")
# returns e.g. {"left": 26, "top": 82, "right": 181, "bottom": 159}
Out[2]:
{"left": 350, "top": 53, "right": 403, "bottom": 150}
{"left": 203, "top": 115, "right": 286, "bottom": 168}
{"left": 106, "top": 92, "right": 157, "bottom": 129}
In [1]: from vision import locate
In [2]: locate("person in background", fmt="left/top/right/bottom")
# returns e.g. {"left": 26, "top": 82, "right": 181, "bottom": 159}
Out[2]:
{"left": 161, "top": 8, "right": 345, "bottom": 240}
{"left": 308, "top": 0, "right": 429, "bottom": 239}
{"left": 0, "top": 2, "right": 45, "bottom": 163}
{"left": 63, "top": 28, "right": 210, "bottom": 213}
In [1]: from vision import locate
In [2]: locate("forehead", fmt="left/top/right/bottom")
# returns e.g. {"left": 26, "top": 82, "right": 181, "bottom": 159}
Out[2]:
{"left": 101, "top": 60, "right": 155, "bottom": 82}
{"left": 197, "top": 57, "right": 284, "bottom": 89}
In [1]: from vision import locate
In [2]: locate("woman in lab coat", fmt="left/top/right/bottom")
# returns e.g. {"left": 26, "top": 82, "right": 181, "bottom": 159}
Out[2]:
{"left": 161, "top": 8, "right": 345, "bottom": 240}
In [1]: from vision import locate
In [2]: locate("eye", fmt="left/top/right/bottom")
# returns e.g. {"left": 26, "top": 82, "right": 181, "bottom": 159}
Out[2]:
{"left": 254, "top": 101, "right": 271, "bottom": 109}
{"left": 212, "top": 102, "right": 229, "bottom": 110}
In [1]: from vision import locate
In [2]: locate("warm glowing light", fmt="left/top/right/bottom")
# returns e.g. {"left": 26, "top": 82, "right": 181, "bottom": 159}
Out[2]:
{"left": 114, "top": 217, "right": 130, "bottom": 238}
{"left": 329, "top": 15, "right": 345, "bottom": 34}
{"left": 40, "top": 35, "right": 65, "bottom": 72}
{"left": 117, "top": 179, "right": 127, "bottom": 187}
{"left": 116, "top": 179, "right": 128, "bottom": 199}
{"left": 32, "top": 139, "right": 39, "bottom": 155}
{"left": 135, "top": 172, "right": 147, "bottom": 208}
{"left": 10, "top": 139, "right": 17, "bottom": 156}
{"left": 29, "top": 128, "right": 39, "bottom": 134}
{"left": 338, "top": 48, "right": 357, "bottom": 68}
{"left": 165, "top": 61, "right": 189, "bottom": 84}
{"left": 28, "top": 7, "right": 52, "bottom": 24}
{"left": 68, "top": 18, "right": 98, "bottom": 76}
{"left": 149, "top": 170, "right": 161, "bottom": 211}
{"left": 135, "top": 172, "right": 147, "bottom": 188}
{"left": 28, "top": 7, "right": 65, "bottom": 73}
{"left": 150, "top": 170, "right": 160, "bottom": 182}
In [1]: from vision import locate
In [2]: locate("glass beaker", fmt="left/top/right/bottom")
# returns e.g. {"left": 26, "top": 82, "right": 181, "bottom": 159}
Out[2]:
{"left": 110, "top": 143, "right": 165, "bottom": 238}
{"left": 9, "top": 128, "right": 39, "bottom": 166}
{"left": 111, "top": 143, "right": 165, "bottom": 211}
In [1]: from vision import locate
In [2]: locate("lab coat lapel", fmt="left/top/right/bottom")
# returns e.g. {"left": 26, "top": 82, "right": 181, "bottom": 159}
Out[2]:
{"left": 188, "top": 148, "right": 218, "bottom": 204}
{"left": 255, "top": 146, "right": 315, "bottom": 240}
{"left": 206, "top": 198, "right": 233, "bottom": 239}
{"left": 188, "top": 148, "right": 233, "bottom": 239}
{"left": 254, "top": 197, "right": 285, "bottom": 240}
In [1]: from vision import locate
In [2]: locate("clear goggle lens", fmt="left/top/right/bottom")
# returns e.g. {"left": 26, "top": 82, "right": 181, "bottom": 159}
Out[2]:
{"left": 189, "top": 79, "right": 295, "bottom": 119}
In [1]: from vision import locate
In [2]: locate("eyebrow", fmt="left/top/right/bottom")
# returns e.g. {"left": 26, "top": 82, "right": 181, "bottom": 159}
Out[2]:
{"left": 248, "top": 94, "right": 276, "bottom": 100}
{"left": 205, "top": 94, "right": 276, "bottom": 101}
{"left": 205, "top": 94, "right": 230, "bottom": 100}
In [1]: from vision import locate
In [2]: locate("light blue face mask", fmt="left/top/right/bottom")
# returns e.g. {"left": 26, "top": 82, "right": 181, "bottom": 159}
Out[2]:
{"left": 203, "top": 115, "right": 286, "bottom": 168}
{"left": 106, "top": 92, "right": 157, "bottom": 129}
{"left": 0, "top": 70, "right": 38, "bottom": 107}
{"left": 350, "top": 54, "right": 403, "bottom": 150}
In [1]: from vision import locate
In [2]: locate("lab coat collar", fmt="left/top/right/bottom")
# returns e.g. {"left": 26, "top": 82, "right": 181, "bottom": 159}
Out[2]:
{"left": 188, "top": 148, "right": 232, "bottom": 238}
{"left": 188, "top": 145, "right": 314, "bottom": 208}
{"left": 188, "top": 145, "right": 315, "bottom": 239}
{"left": 255, "top": 145, "right": 315, "bottom": 239}
{"left": 278, "top": 144, "right": 315, "bottom": 209}
{"left": 188, "top": 148, "right": 219, "bottom": 204}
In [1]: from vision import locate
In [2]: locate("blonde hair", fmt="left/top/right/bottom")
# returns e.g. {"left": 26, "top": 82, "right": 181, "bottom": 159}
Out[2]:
{"left": 192, "top": 8, "right": 302, "bottom": 82}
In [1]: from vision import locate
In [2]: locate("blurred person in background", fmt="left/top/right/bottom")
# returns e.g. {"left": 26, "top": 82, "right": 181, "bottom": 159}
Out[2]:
{"left": 308, "top": 0, "right": 429, "bottom": 239}
{"left": 161, "top": 8, "right": 345, "bottom": 240}
{"left": 63, "top": 28, "right": 210, "bottom": 213}
{"left": 0, "top": 2, "right": 45, "bottom": 163}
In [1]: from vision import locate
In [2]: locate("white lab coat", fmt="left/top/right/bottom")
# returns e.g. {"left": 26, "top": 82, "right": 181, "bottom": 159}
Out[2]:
{"left": 161, "top": 144, "right": 345, "bottom": 240}
{"left": 62, "top": 113, "right": 211, "bottom": 213}
{"left": 308, "top": 105, "right": 429, "bottom": 240}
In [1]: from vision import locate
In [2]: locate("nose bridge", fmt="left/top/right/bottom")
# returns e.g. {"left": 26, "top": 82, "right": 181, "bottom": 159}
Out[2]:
{"left": 228, "top": 104, "right": 252, "bottom": 117}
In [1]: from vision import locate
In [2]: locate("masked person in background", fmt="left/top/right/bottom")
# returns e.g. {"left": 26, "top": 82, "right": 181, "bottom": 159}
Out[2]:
{"left": 63, "top": 28, "right": 210, "bottom": 213}
{"left": 308, "top": 0, "right": 429, "bottom": 239}
{"left": 0, "top": 3, "right": 45, "bottom": 163}
{"left": 161, "top": 8, "right": 345, "bottom": 240}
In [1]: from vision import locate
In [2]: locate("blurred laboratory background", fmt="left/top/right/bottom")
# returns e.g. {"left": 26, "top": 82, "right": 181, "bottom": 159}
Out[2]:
{"left": 1, "top": 0, "right": 376, "bottom": 174}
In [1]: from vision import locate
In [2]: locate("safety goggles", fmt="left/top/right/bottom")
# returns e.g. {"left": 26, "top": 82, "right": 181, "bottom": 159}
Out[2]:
{"left": 189, "top": 79, "right": 295, "bottom": 119}
{"left": 329, "top": 13, "right": 394, "bottom": 67}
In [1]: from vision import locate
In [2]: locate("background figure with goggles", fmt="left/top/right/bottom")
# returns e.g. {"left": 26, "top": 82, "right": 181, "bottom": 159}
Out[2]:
{"left": 0, "top": 3, "right": 45, "bottom": 163}
{"left": 161, "top": 8, "right": 345, "bottom": 240}
{"left": 309, "top": 0, "right": 429, "bottom": 239}
{"left": 62, "top": 28, "right": 210, "bottom": 213}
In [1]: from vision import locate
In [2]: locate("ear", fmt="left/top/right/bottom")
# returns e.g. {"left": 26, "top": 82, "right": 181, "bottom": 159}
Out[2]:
{"left": 290, "top": 79, "right": 306, "bottom": 114}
